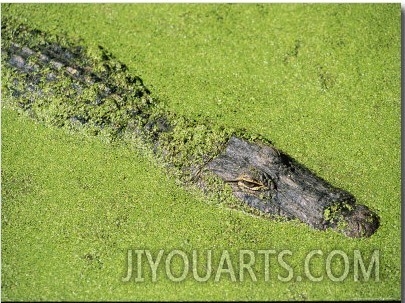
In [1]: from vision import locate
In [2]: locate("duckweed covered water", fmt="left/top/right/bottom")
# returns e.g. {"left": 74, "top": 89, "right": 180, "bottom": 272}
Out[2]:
{"left": 1, "top": 4, "right": 401, "bottom": 300}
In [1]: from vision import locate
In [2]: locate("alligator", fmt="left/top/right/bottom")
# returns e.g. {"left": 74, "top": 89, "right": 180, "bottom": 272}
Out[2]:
{"left": 1, "top": 17, "right": 380, "bottom": 238}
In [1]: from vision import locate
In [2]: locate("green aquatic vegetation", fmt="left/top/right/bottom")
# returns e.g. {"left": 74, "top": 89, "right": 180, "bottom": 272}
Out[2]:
{"left": 323, "top": 201, "right": 353, "bottom": 223}
{"left": 1, "top": 3, "right": 401, "bottom": 301}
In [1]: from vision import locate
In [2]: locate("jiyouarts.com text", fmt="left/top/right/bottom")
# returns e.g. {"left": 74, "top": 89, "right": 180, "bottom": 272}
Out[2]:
{"left": 122, "top": 249, "right": 379, "bottom": 283}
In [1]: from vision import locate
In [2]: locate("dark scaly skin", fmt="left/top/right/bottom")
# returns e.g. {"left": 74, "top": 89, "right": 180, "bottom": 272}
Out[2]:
{"left": 1, "top": 17, "right": 380, "bottom": 238}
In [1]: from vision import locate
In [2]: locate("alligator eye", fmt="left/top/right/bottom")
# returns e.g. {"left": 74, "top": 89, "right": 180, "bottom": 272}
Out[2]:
{"left": 239, "top": 179, "right": 262, "bottom": 189}
{"left": 235, "top": 174, "right": 269, "bottom": 191}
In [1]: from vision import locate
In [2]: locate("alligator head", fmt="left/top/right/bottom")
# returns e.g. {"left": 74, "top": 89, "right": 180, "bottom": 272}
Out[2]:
{"left": 206, "top": 136, "right": 380, "bottom": 238}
